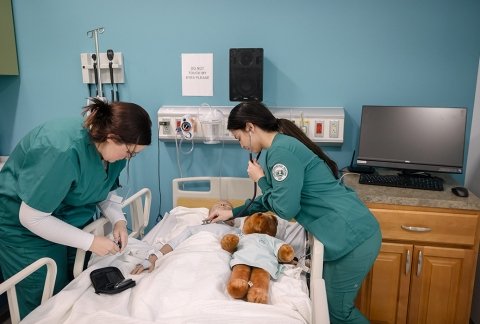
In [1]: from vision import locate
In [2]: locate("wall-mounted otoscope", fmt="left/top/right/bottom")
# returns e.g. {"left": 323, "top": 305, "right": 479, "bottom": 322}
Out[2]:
{"left": 107, "top": 49, "right": 119, "bottom": 102}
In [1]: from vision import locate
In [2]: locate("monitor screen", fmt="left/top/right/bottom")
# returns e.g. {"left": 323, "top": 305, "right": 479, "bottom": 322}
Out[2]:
{"left": 356, "top": 105, "right": 467, "bottom": 174}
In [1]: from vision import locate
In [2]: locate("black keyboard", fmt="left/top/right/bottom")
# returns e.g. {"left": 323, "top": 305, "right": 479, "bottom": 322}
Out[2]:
{"left": 358, "top": 174, "right": 444, "bottom": 191}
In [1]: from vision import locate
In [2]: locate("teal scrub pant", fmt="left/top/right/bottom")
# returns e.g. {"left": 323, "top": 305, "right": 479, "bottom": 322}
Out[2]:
{"left": 323, "top": 228, "right": 382, "bottom": 324}
{"left": 0, "top": 241, "right": 79, "bottom": 319}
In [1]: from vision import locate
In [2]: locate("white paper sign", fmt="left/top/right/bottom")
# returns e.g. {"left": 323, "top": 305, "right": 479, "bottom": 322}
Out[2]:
{"left": 181, "top": 53, "right": 213, "bottom": 96}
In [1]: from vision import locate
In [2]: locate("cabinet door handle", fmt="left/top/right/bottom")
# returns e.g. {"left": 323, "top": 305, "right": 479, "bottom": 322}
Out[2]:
{"left": 405, "top": 249, "right": 411, "bottom": 275}
{"left": 417, "top": 250, "right": 423, "bottom": 277}
{"left": 401, "top": 225, "right": 432, "bottom": 232}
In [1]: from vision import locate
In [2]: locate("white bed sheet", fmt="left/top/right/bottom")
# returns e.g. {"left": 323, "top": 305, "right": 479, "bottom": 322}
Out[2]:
{"left": 22, "top": 207, "right": 313, "bottom": 324}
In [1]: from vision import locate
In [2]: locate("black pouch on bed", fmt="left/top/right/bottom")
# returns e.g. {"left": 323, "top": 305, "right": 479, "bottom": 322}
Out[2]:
{"left": 90, "top": 266, "right": 136, "bottom": 294}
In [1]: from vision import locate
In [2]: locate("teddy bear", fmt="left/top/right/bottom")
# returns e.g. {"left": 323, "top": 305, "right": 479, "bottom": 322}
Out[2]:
{"left": 220, "top": 211, "right": 295, "bottom": 304}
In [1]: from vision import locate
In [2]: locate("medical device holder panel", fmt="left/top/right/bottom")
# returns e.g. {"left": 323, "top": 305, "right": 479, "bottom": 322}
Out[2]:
{"left": 80, "top": 52, "right": 125, "bottom": 85}
{"left": 158, "top": 105, "right": 345, "bottom": 145}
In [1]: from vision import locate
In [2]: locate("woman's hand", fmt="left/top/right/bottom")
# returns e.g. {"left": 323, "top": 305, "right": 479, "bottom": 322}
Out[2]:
{"left": 207, "top": 208, "right": 234, "bottom": 223}
{"left": 89, "top": 236, "right": 120, "bottom": 256}
{"left": 113, "top": 220, "right": 128, "bottom": 252}
{"left": 247, "top": 160, "right": 264, "bottom": 182}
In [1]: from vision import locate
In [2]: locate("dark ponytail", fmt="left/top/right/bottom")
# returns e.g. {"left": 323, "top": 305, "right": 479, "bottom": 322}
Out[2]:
{"left": 82, "top": 98, "right": 152, "bottom": 145}
{"left": 228, "top": 102, "right": 338, "bottom": 178}
{"left": 277, "top": 118, "right": 338, "bottom": 178}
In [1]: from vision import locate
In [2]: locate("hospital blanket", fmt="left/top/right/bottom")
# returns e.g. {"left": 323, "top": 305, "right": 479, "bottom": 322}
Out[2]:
{"left": 22, "top": 229, "right": 312, "bottom": 323}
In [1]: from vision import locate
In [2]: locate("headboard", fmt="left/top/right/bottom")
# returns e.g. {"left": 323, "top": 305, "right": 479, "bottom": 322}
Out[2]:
{"left": 172, "top": 177, "right": 261, "bottom": 209}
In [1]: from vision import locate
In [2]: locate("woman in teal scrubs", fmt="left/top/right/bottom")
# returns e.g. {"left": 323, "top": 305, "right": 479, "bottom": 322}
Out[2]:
{"left": 207, "top": 102, "right": 381, "bottom": 323}
{"left": 0, "top": 98, "right": 152, "bottom": 319}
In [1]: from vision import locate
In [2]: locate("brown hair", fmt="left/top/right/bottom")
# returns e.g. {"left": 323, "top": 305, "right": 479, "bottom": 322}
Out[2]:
{"left": 82, "top": 98, "right": 152, "bottom": 145}
{"left": 227, "top": 101, "right": 338, "bottom": 178}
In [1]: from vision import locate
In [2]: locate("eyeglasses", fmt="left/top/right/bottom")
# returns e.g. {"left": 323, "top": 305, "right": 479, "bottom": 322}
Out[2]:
{"left": 125, "top": 144, "right": 138, "bottom": 159}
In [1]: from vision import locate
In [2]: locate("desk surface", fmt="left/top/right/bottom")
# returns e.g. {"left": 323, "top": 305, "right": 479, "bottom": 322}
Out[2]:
{"left": 343, "top": 170, "right": 480, "bottom": 211}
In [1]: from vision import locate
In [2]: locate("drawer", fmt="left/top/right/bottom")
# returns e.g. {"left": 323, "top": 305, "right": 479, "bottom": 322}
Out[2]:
{"left": 370, "top": 207, "right": 479, "bottom": 246}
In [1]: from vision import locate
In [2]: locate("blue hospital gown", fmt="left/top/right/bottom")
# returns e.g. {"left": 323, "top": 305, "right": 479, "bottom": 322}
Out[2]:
{"left": 230, "top": 233, "right": 287, "bottom": 279}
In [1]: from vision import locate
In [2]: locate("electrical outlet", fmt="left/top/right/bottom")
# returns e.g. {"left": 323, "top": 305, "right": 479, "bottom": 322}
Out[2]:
{"left": 301, "top": 120, "right": 309, "bottom": 135}
{"left": 164, "top": 123, "right": 171, "bottom": 135}
{"left": 159, "top": 119, "right": 171, "bottom": 135}
{"left": 314, "top": 120, "right": 324, "bottom": 137}
{"left": 329, "top": 120, "right": 339, "bottom": 138}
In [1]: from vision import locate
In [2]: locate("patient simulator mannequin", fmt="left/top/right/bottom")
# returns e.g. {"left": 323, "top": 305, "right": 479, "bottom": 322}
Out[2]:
{"left": 131, "top": 200, "right": 237, "bottom": 274}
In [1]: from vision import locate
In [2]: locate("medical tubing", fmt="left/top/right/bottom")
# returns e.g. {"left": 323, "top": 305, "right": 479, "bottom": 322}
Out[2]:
{"left": 218, "top": 139, "right": 225, "bottom": 197}
{"left": 174, "top": 133, "right": 184, "bottom": 179}
{"left": 179, "top": 137, "right": 194, "bottom": 154}
{"left": 109, "top": 61, "right": 114, "bottom": 101}
{"left": 108, "top": 62, "right": 114, "bottom": 84}
{"left": 92, "top": 54, "right": 99, "bottom": 96}
{"left": 156, "top": 137, "right": 163, "bottom": 223}
{"left": 178, "top": 127, "right": 194, "bottom": 156}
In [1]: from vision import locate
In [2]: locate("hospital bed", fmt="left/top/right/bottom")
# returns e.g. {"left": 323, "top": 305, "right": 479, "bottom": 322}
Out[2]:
{"left": 0, "top": 177, "right": 329, "bottom": 324}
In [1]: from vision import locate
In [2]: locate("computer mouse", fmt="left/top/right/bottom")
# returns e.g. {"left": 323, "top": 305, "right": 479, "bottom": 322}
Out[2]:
{"left": 451, "top": 186, "right": 469, "bottom": 198}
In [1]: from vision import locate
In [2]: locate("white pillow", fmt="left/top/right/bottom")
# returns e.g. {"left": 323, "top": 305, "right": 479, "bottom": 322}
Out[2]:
{"left": 151, "top": 206, "right": 208, "bottom": 244}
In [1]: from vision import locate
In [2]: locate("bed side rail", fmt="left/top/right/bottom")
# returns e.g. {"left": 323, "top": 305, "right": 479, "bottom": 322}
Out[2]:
{"left": 73, "top": 188, "right": 151, "bottom": 278}
{"left": 309, "top": 233, "right": 324, "bottom": 279}
{"left": 308, "top": 233, "right": 330, "bottom": 324}
{"left": 122, "top": 188, "right": 151, "bottom": 239}
{"left": 0, "top": 257, "right": 57, "bottom": 324}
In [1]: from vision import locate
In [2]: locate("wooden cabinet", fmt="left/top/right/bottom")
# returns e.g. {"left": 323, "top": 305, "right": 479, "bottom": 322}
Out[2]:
{"left": 0, "top": 0, "right": 19, "bottom": 75}
{"left": 357, "top": 242, "right": 411, "bottom": 323}
{"left": 356, "top": 204, "right": 480, "bottom": 324}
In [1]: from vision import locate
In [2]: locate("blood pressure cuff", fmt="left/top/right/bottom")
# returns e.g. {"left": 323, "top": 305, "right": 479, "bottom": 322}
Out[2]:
{"left": 90, "top": 266, "right": 136, "bottom": 294}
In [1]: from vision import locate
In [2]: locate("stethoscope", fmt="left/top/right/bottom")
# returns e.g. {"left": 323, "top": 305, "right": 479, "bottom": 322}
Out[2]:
{"left": 203, "top": 131, "right": 261, "bottom": 224}
{"left": 234, "top": 131, "right": 262, "bottom": 218}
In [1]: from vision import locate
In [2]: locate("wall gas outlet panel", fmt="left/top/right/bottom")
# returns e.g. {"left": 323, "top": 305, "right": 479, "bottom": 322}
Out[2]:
{"left": 158, "top": 106, "right": 344, "bottom": 145}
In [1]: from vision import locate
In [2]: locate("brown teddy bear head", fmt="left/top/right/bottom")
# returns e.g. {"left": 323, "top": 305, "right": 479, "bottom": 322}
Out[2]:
{"left": 242, "top": 212, "right": 278, "bottom": 237}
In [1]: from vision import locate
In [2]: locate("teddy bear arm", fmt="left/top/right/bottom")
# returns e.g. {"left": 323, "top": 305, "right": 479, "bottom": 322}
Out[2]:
{"left": 277, "top": 243, "right": 295, "bottom": 263}
{"left": 221, "top": 233, "right": 239, "bottom": 253}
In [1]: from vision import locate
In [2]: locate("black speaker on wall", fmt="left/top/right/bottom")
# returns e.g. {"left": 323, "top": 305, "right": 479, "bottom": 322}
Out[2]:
{"left": 229, "top": 48, "right": 263, "bottom": 102}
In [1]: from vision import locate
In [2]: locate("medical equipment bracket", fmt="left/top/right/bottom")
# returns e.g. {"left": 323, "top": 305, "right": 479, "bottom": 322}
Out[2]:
{"left": 82, "top": 27, "right": 125, "bottom": 101}
{"left": 158, "top": 105, "right": 345, "bottom": 145}
{"left": 80, "top": 52, "right": 125, "bottom": 85}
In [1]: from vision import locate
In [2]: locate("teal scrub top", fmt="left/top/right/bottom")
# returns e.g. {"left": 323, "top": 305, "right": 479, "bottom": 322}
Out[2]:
{"left": 232, "top": 133, "right": 379, "bottom": 261}
{"left": 0, "top": 118, "right": 126, "bottom": 248}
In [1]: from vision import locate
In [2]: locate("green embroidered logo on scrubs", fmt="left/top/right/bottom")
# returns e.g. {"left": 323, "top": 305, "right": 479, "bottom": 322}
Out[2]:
{"left": 272, "top": 164, "right": 288, "bottom": 182}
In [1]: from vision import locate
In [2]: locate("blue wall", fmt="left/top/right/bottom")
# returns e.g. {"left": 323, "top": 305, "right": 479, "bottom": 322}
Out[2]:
{"left": 1, "top": 0, "right": 479, "bottom": 230}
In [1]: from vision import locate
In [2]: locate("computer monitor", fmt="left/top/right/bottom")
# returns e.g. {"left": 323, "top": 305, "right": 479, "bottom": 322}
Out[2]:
{"left": 356, "top": 105, "right": 467, "bottom": 174}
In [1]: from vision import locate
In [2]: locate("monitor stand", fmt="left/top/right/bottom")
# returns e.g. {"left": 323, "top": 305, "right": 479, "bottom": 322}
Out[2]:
{"left": 348, "top": 164, "right": 375, "bottom": 174}
{"left": 347, "top": 150, "right": 375, "bottom": 174}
